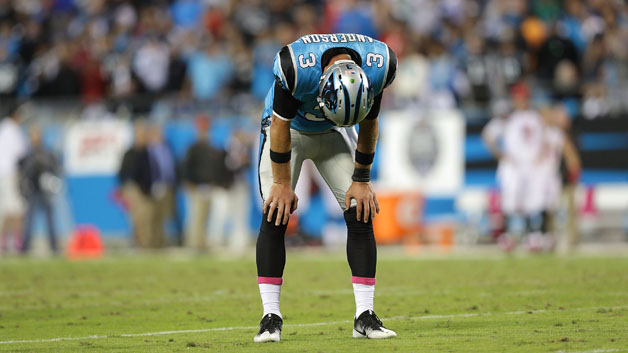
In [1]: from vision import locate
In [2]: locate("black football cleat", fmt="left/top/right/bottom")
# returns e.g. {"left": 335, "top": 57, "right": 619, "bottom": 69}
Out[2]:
{"left": 253, "top": 313, "right": 283, "bottom": 342}
{"left": 353, "top": 310, "right": 397, "bottom": 339}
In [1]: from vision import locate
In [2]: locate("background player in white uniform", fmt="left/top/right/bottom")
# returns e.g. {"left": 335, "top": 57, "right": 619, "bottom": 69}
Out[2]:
{"left": 483, "top": 83, "right": 546, "bottom": 248}
{"left": 0, "top": 104, "right": 27, "bottom": 254}
{"left": 254, "top": 34, "right": 397, "bottom": 342}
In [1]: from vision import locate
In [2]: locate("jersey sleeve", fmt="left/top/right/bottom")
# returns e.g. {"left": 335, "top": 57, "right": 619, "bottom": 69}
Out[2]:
{"left": 364, "top": 93, "right": 383, "bottom": 120}
{"left": 383, "top": 45, "right": 397, "bottom": 89}
{"left": 273, "top": 81, "right": 300, "bottom": 121}
{"left": 272, "top": 46, "right": 300, "bottom": 121}
{"left": 273, "top": 46, "right": 296, "bottom": 93}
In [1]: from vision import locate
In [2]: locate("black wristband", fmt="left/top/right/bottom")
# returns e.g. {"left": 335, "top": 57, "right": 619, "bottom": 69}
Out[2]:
{"left": 355, "top": 150, "right": 375, "bottom": 166}
{"left": 352, "top": 168, "right": 370, "bottom": 182}
{"left": 270, "top": 149, "right": 291, "bottom": 163}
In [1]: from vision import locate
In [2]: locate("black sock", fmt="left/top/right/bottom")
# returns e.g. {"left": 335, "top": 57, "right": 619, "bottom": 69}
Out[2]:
{"left": 344, "top": 207, "right": 377, "bottom": 278}
{"left": 256, "top": 212, "right": 288, "bottom": 278}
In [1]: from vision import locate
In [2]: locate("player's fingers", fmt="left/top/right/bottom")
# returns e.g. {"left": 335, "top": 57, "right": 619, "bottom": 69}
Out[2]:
{"left": 282, "top": 203, "right": 291, "bottom": 225}
{"left": 344, "top": 192, "right": 352, "bottom": 211}
{"left": 363, "top": 199, "right": 370, "bottom": 223}
{"left": 266, "top": 198, "right": 276, "bottom": 222}
{"left": 374, "top": 194, "right": 380, "bottom": 214}
{"left": 291, "top": 195, "right": 299, "bottom": 213}
{"left": 369, "top": 198, "right": 377, "bottom": 220}
{"left": 355, "top": 199, "right": 362, "bottom": 221}
{"left": 275, "top": 202, "right": 285, "bottom": 226}
{"left": 263, "top": 198, "right": 272, "bottom": 215}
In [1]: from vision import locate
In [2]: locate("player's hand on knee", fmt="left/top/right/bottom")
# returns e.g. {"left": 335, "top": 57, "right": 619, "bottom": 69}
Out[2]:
{"left": 345, "top": 182, "right": 380, "bottom": 223}
{"left": 264, "top": 183, "right": 298, "bottom": 226}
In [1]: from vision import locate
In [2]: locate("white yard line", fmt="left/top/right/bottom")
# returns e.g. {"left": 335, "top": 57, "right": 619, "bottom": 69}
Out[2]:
{"left": 1, "top": 305, "right": 626, "bottom": 345}
{"left": 557, "top": 350, "right": 627, "bottom": 353}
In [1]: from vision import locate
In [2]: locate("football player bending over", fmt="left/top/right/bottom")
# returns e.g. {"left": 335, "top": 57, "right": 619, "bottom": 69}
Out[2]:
{"left": 254, "top": 33, "right": 397, "bottom": 342}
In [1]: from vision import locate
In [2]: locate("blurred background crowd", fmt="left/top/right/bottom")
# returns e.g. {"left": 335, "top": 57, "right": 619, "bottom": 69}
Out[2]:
{"left": 1, "top": 0, "right": 628, "bottom": 255}
{"left": 0, "top": 0, "right": 626, "bottom": 116}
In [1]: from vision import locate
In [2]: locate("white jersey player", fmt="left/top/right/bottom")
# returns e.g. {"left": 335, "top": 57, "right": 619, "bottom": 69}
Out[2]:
{"left": 484, "top": 85, "right": 580, "bottom": 250}
{"left": 483, "top": 83, "right": 547, "bottom": 248}
{"left": 483, "top": 84, "right": 545, "bottom": 219}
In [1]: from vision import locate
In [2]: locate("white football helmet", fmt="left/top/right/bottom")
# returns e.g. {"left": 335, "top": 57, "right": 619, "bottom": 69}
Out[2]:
{"left": 317, "top": 60, "right": 374, "bottom": 127}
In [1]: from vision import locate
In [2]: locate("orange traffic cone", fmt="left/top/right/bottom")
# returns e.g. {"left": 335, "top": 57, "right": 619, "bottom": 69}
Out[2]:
{"left": 66, "top": 225, "right": 105, "bottom": 259}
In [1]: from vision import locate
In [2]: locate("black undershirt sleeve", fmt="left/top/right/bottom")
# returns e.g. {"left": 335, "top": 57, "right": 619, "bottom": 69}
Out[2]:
{"left": 272, "top": 80, "right": 300, "bottom": 120}
{"left": 364, "top": 93, "right": 382, "bottom": 120}
{"left": 384, "top": 45, "right": 397, "bottom": 88}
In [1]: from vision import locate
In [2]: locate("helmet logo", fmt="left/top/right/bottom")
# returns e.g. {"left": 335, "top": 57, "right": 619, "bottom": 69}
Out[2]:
{"left": 321, "top": 76, "right": 338, "bottom": 113}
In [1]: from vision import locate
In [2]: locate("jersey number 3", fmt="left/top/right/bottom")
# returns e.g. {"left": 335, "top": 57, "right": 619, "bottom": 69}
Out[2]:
{"left": 298, "top": 53, "right": 316, "bottom": 68}
{"left": 366, "top": 53, "right": 384, "bottom": 68}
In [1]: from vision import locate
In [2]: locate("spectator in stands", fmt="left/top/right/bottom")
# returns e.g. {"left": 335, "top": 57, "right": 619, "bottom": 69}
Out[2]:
{"left": 251, "top": 29, "right": 281, "bottom": 101}
{"left": 119, "top": 120, "right": 157, "bottom": 248}
{"left": 132, "top": 35, "right": 170, "bottom": 93}
{"left": 459, "top": 32, "right": 491, "bottom": 106}
{"left": 19, "top": 125, "right": 62, "bottom": 255}
{"left": 17, "top": 19, "right": 42, "bottom": 66}
{"left": 0, "top": 104, "right": 28, "bottom": 254}
{"left": 492, "top": 31, "right": 524, "bottom": 99}
{"left": 186, "top": 38, "right": 233, "bottom": 101}
{"left": 332, "top": 0, "right": 378, "bottom": 38}
{"left": 0, "top": 46, "right": 18, "bottom": 98}
{"left": 147, "top": 124, "right": 177, "bottom": 247}
{"left": 536, "top": 22, "right": 581, "bottom": 85}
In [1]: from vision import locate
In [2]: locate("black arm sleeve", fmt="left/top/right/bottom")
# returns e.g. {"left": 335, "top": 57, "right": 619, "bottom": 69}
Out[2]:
{"left": 364, "top": 93, "right": 382, "bottom": 120}
{"left": 384, "top": 45, "right": 397, "bottom": 89}
{"left": 272, "top": 80, "right": 300, "bottom": 120}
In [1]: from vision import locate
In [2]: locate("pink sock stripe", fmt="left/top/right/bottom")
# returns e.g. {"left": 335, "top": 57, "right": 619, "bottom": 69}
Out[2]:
{"left": 257, "top": 276, "right": 283, "bottom": 285}
{"left": 351, "top": 276, "right": 376, "bottom": 285}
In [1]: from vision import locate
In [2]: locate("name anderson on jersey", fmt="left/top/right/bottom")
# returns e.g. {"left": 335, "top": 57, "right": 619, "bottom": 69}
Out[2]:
{"left": 261, "top": 33, "right": 396, "bottom": 132}
{"left": 300, "top": 33, "right": 375, "bottom": 44}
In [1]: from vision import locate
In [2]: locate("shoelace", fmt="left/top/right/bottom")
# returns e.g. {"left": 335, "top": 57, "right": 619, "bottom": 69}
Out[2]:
{"left": 360, "top": 312, "right": 384, "bottom": 331}
{"left": 260, "top": 314, "right": 281, "bottom": 333}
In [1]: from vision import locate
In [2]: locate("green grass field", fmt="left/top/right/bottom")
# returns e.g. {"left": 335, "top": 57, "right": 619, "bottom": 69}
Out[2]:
{"left": 1, "top": 250, "right": 627, "bottom": 352}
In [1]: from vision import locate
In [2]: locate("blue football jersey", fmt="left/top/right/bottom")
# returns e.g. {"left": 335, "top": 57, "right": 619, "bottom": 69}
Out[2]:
{"left": 262, "top": 33, "right": 397, "bottom": 132}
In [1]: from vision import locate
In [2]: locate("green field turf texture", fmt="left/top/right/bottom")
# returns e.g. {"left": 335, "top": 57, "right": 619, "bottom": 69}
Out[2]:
{"left": 0, "top": 252, "right": 627, "bottom": 352}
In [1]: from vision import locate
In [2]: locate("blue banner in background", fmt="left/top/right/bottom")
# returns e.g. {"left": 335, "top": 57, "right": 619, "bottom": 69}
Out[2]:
{"left": 65, "top": 175, "right": 129, "bottom": 234}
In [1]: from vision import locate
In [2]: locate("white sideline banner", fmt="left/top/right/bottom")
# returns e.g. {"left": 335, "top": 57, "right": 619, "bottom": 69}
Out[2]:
{"left": 64, "top": 120, "right": 132, "bottom": 176}
{"left": 378, "top": 109, "right": 464, "bottom": 195}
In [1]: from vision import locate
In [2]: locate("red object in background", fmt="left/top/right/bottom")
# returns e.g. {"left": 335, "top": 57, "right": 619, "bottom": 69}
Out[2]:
{"left": 195, "top": 114, "right": 211, "bottom": 131}
{"left": 81, "top": 58, "right": 107, "bottom": 103}
{"left": 488, "top": 189, "right": 506, "bottom": 241}
{"left": 581, "top": 185, "right": 597, "bottom": 215}
{"left": 66, "top": 225, "right": 105, "bottom": 259}
{"left": 203, "top": 8, "right": 225, "bottom": 37}
{"left": 510, "top": 81, "right": 530, "bottom": 99}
